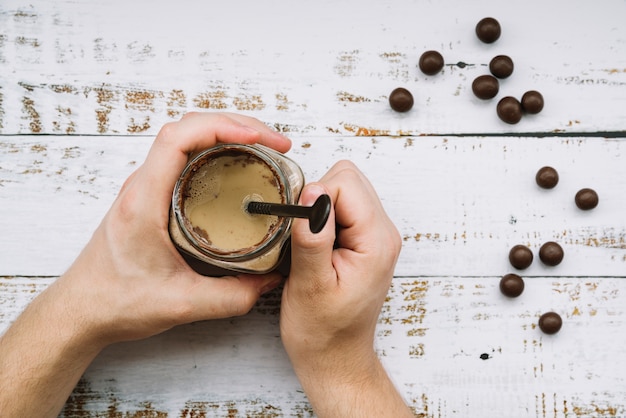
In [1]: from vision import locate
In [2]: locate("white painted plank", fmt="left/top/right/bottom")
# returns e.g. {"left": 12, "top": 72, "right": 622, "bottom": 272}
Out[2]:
{"left": 1, "top": 0, "right": 625, "bottom": 136}
{"left": 1, "top": 135, "right": 625, "bottom": 277}
{"left": 1, "top": 275, "right": 624, "bottom": 417}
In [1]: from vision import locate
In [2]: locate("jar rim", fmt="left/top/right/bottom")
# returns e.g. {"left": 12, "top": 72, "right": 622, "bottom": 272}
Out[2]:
{"left": 172, "top": 144, "right": 291, "bottom": 261}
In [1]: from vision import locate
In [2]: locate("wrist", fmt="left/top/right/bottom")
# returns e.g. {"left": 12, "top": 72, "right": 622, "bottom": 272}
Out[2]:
{"left": 289, "top": 342, "right": 381, "bottom": 392}
{"left": 294, "top": 352, "right": 411, "bottom": 417}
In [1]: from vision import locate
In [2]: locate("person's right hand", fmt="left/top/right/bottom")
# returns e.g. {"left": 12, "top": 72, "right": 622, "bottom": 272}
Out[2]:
{"left": 280, "top": 161, "right": 412, "bottom": 417}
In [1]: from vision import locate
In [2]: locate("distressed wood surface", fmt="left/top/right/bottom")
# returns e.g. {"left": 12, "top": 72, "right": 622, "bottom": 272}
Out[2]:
{"left": 1, "top": 0, "right": 625, "bottom": 137}
{"left": 1, "top": 0, "right": 626, "bottom": 417}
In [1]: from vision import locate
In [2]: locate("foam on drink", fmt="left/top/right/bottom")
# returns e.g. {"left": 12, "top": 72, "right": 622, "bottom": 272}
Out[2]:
{"left": 183, "top": 151, "right": 283, "bottom": 252}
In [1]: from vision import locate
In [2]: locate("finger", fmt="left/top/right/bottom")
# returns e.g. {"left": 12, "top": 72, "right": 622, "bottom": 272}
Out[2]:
{"left": 289, "top": 183, "right": 338, "bottom": 288}
{"left": 138, "top": 113, "right": 291, "bottom": 212}
{"left": 218, "top": 112, "right": 292, "bottom": 153}
{"left": 320, "top": 161, "right": 386, "bottom": 232}
{"left": 182, "top": 271, "right": 283, "bottom": 321}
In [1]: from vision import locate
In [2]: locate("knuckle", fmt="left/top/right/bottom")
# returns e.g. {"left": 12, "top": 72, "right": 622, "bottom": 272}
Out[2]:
{"left": 155, "top": 121, "right": 179, "bottom": 144}
{"left": 333, "top": 159, "right": 359, "bottom": 173}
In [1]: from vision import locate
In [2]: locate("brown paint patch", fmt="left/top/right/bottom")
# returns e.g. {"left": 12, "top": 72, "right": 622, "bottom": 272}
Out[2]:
{"left": 16, "top": 36, "right": 41, "bottom": 48}
{"left": 380, "top": 51, "right": 404, "bottom": 62}
{"left": 407, "top": 328, "right": 428, "bottom": 337}
{"left": 62, "top": 146, "right": 80, "bottom": 159}
{"left": 50, "top": 84, "right": 77, "bottom": 94}
{"left": 193, "top": 91, "right": 227, "bottom": 110}
{"left": 167, "top": 89, "right": 187, "bottom": 118}
{"left": 272, "top": 122, "right": 297, "bottom": 133}
{"left": 342, "top": 123, "right": 390, "bottom": 136}
{"left": 410, "top": 393, "right": 431, "bottom": 418}
{"left": 179, "top": 401, "right": 209, "bottom": 417}
{"left": 400, "top": 280, "right": 429, "bottom": 351}
{"left": 53, "top": 105, "right": 76, "bottom": 134}
{"left": 275, "top": 93, "right": 291, "bottom": 111}
{"left": 63, "top": 378, "right": 168, "bottom": 417}
{"left": 233, "top": 94, "right": 266, "bottom": 111}
{"left": 92, "top": 85, "right": 117, "bottom": 134}
{"left": 379, "top": 51, "right": 410, "bottom": 80}
{"left": 127, "top": 117, "right": 151, "bottom": 133}
{"left": 336, "top": 91, "right": 371, "bottom": 103}
{"left": 409, "top": 343, "right": 425, "bottom": 357}
{"left": 125, "top": 89, "right": 159, "bottom": 133}
{"left": 22, "top": 96, "right": 42, "bottom": 133}
{"left": 126, "top": 90, "right": 156, "bottom": 112}
{"left": 30, "top": 144, "right": 47, "bottom": 153}
{"left": 410, "top": 232, "right": 443, "bottom": 242}
{"left": 14, "top": 9, "right": 38, "bottom": 22}
{"left": 572, "top": 401, "right": 619, "bottom": 417}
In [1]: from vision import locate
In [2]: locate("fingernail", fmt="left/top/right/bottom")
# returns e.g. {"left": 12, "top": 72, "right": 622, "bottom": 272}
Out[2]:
{"left": 260, "top": 277, "right": 283, "bottom": 295}
{"left": 300, "top": 184, "right": 326, "bottom": 206}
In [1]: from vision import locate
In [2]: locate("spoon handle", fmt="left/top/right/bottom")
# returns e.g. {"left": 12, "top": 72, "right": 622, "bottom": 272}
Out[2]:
{"left": 246, "top": 201, "right": 310, "bottom": 219}
{"left": 246, "top": 194, "right": 332, "bottom": 234}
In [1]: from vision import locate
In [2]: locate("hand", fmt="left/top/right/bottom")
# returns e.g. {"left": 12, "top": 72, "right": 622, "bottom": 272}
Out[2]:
{"left": 59, "top": 112, "right": 292, "bottom": 345}
{"left": 0, "top": 112, "right": 292, "bottom": 417}
{"left": 280, "top": 161, "right": 412, "bottom": 416}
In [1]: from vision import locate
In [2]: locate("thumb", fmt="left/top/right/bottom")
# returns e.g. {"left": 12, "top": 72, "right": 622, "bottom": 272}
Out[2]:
{"left": 289, "top": 183, "right": 336, "bottom": 283}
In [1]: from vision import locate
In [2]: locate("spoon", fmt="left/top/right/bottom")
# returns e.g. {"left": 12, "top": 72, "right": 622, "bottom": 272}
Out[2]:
{"left": 246, "top": 194, "right": 331, "bottom": 234}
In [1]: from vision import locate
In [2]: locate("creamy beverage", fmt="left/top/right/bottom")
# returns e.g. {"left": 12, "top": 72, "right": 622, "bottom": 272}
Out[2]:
{"left": 183, "top": 151, "right": 283, "bottom": 252}
{"left": 169, "top": 143, "right": 304, "bottom": 275}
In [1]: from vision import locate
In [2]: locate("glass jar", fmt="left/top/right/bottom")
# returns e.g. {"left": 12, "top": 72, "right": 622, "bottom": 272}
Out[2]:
{"left": 169, "top": 143, "right": 304, "bottom": 276}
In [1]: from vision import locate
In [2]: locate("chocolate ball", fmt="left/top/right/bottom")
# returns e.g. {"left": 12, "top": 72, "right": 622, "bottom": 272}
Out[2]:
{"left": 575, "top": 188, "right": 599, "bottom": 210}
{"left": 499, "top": 273, "right": 525, "bottom": 297}
{"left": 476, "top": 17, "right": 501, "bottom": 43}
{"left": 389, "top": 87, "right": 414, "bottom": 112}
{"left": 472, "top": 75, "right": 499, "bottom": 100}
{"left": 539, "top": 241, "right": 564, "bottom": 266}
{"left": 489, "top": 55, "right": 514, "bottom": 79}
{"left": 522, "top": 90, "right": 544, "bottom": 114}
{"left": 535, "top": 166, "right": 559, "bottom": 189}
{"left": 538, "top": 312, "right": 563, "bottom": 334}
{"left": 509, "top": 244, "right": 533, "bottom": 270}
{"left": 419, "top": 50, "right": 444, "bottom": 76}
{"left": 497, "top": 96, "right": 523, "bottom": 124}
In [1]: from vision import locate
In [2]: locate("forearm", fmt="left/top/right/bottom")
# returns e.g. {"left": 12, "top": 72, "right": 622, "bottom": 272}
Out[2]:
{"left": 294, "top": 351, "right": 414, "bottom": 418}
{"left": 0, "top": 277, "right": 103, "bottom": 417}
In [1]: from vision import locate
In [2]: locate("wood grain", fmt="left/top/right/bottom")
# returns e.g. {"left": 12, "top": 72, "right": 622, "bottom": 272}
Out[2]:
{"left": 1, "top": 0, "right": 625, "bottom": 136}
{"left": 1, "top": 0, "right": 626, "bottom": 416}
{"left": 1, "top": 136, "right": 625, "bottom": 277}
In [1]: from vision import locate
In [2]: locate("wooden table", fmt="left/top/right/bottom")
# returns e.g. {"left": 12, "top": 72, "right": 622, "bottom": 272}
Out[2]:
{"left": 2, "top": 0, "right": 625, "bottom": 416}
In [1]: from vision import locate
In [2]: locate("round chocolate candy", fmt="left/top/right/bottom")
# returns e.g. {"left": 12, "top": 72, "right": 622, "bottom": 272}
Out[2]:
{"left": 497, "top": 96, "right": 523, "bottom": 124}
{"left": 521, "top": 90, "right": 544, "bottom": 114}
{"left": 472, "top": 75, "right": 499, "bottom": 100}
{"left": 509, "top": 244, "right": 533, "bottom": 270}
{"left": 389, "top": 87, "right": 414, "bottom": 112}
{"left": 499, "top": 273, "right": 525, "bottom": 297}
{"left": 539, "top": 241, "right": 564, "bottom": 266}
{"left": 419, "top": 50, "right": 444, "bottom": 75}
{"left": 535, "top": 166, "right": 559, "bottom": 189}
{"left": 489, "top": 55, "right": 514, "bottom": 79}
{"left": 575, "top": 188, "right": 599, "bottom": 210}
{"left": 538, "top": 312, "right": 563, "bottom": 334}
{"left": 475, "top": 17, "right": 501, "bottom": 43}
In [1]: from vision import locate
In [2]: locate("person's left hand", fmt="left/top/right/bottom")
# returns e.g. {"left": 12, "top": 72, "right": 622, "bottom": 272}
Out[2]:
{"left": 53, "top": 112, "right": 292, "bottom": 346}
